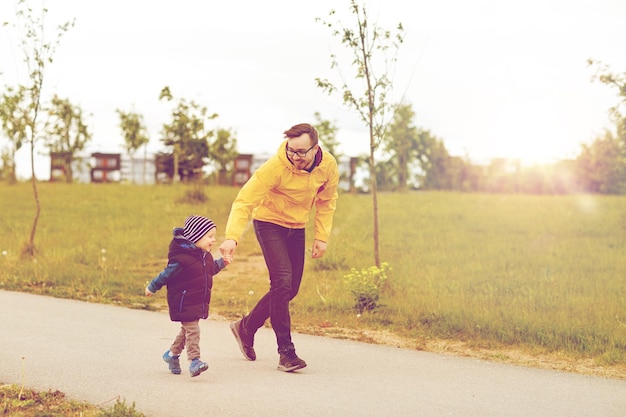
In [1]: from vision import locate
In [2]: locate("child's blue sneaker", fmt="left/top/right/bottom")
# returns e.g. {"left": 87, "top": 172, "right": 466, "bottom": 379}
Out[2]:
{"left": 162, "top": 350, "right": 181, "bottom": 375}
{"left": 189, "top": 358, "right": 208, "bottom": 377}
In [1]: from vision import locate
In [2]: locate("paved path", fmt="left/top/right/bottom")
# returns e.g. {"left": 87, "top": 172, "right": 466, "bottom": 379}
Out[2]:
{"left": 1, "top": 290, "right": 625, "bottom": 417}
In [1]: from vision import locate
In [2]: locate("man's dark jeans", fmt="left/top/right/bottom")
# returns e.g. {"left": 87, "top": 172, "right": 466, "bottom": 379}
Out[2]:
{"left": 242, "top": 220, "right": 305, "bottom": 354}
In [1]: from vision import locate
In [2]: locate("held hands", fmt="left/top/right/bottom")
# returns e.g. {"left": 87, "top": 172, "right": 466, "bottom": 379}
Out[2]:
{"left": 312, "top": 239, "right": 327, "bottom": 259}
{"left": 219, "top": 239, "right": 237, "bottom": 262}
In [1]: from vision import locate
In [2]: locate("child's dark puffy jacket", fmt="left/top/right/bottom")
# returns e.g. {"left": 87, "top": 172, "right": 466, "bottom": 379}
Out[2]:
{"left": 147, "top": 228, "right": 226, "bottom": 322}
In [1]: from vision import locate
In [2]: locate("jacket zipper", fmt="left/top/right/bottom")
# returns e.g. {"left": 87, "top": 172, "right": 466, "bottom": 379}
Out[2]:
{"left": 202, "top": 252, "right": 208, "bottom": 317}
{"left": 178, "top": 289, "right": 187, "bottom": 312}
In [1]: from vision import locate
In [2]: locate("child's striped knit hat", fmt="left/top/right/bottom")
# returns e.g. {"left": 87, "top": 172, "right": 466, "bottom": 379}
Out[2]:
{"left": 183, "top": 215, "right": 216, "bottom": 243}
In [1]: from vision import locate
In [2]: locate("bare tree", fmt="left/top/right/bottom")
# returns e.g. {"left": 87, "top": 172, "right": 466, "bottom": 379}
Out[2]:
{"left": 3, "top": 0, "right": 74, "bottom": 256}
{"left": 316, "top": 0, "right": 404, "bottom": 267}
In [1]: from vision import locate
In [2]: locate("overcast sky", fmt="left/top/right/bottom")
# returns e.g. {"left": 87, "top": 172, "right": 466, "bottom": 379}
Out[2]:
{"left": 2, "top": 0, "right": 625, "bottom": 179}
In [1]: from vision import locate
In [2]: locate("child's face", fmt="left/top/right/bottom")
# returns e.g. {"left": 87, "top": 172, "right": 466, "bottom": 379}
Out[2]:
{"left": 195, "top": 228, "right": 217, "bottom": 252}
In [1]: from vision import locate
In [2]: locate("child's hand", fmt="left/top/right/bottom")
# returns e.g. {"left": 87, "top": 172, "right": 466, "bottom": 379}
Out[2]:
{"left": 145, "top": 286, "right": 154, "bottom": 297}
{"left": 223, "top": 255, "right": 233, "bottom": 266}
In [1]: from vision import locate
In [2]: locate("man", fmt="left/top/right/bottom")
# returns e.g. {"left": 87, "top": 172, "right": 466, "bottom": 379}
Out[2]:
{"left": 219, "top": 123, "right": 339, "bottom": 372}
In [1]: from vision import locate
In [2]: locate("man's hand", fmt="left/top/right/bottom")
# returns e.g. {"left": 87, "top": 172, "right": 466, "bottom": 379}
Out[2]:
{"left": 219, "top": 239, "right": 238, "bottom": 260}
{"left": 312, "top": 239, "right": 327, "bottom": 259}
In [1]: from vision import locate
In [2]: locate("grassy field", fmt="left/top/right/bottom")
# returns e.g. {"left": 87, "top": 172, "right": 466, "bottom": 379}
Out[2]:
{"left": 1, "top": 182, "right": 625, "bottom": 378}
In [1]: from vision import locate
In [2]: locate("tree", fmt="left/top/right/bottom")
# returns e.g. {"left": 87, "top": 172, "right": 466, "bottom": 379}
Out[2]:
{"left": 316, "top": 0, "right": 404, "bottom": 267}
{"left": 313, "top": 111, "right": 342, "bottom": 159}
{"left": 374, "top": 157, "right": 397, "bottom": 191}
{"left": 117, "top": 109, "right": 149, "bottom": 183}
{"left": 585, "top": 60, "right": 626, "bottom": 194}
{"left": 209, "top": 127, "right": 238, "bottom": 185}
{"left": 588, "top": 59, "right": 626, "bottom": 135}
{"left": 384, "top": 102, "right": 419, "bottom": 191}
{"left": 382, "top": 102, "right": 460, "bottom": 191}
{"left": 0, "top": 148, "right": 13, "bottom": 182}
{"left": 45, "top": 95, "right": 91, "bottom": 183}
{"left": 418, "top": 134, "right": 452, "bottom": 190}
{"left": 0, "top": 86, "right": 28, "bottom": 183}
{"left": 3, "top": 0, "right": 74, "bottom": 256}
{"left": 575, "top": 129, "right": 626, "bottom": 194}
{"left": 158, "top": 86, "right": 217, "bottom": 183}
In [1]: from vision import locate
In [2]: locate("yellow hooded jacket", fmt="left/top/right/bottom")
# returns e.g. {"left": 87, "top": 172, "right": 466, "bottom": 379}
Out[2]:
{"left": 224, "top": 140, "right": 339, "bottom": 243}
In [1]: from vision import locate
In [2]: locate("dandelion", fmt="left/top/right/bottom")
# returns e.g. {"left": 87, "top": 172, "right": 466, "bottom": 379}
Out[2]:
{"left": 1, "top": 250, "right": 7, "bottom": 256}
{"left": 245, "top": 290, "right": 255, "bottom": 315}
{"left": 98, "top": 248, "right": 108, "bottom": 278}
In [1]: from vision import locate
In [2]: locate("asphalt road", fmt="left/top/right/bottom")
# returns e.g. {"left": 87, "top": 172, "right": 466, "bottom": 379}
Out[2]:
{"left": 1, "top": 289, "right": 625, "bottom": 417}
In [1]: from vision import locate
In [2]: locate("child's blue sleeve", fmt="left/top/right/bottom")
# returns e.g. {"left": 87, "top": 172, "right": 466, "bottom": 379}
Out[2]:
{"left": 147, "top": 262, "right": 181, "bottom": 293}
{"left": 214, "top": 258, "right": 226, "bottom": 275}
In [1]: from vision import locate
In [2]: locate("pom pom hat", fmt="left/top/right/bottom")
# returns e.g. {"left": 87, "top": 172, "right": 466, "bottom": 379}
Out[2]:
{"left": 183, "top": 215, "right": 216, "bottom": 243}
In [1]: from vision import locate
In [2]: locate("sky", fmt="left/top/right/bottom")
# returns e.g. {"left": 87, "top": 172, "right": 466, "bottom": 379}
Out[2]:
{"left": 1, "top": 0, "right": 625, "bottom": 179}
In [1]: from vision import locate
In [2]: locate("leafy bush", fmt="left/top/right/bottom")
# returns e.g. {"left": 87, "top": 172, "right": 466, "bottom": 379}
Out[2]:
{"left": 343, "top": 262, "right": 391, "bottom": 313}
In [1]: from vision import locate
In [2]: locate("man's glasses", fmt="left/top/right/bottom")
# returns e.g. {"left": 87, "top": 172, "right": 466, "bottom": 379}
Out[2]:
{"left": 286, "top": 144, "right": 316, "bottom": 158}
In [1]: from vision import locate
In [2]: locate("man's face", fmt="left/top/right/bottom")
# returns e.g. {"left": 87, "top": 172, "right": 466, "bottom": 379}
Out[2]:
{"left": 286, "top": 133, "right": 317, "bottom": 170}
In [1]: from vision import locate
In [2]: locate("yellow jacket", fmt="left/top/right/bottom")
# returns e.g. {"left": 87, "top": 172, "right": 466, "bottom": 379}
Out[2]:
{"left": 225, "top": 140, "right": 339, "bottom": 243}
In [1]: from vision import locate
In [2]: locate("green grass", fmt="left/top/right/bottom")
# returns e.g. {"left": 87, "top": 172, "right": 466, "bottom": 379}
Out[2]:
{"left": 0, "top": 382, "right": 145, "bottom": 417}
{"left": 1, "top": 183, "right": 625, "bottom": 371}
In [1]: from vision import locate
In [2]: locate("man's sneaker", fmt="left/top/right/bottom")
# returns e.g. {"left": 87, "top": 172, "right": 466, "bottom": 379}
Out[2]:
{"left": 230, "top": 319, "right": 256, "bottom": 361}
{"left": 277, "top": 352, "right": 307, "bottom": 372}
{"left": 189, "top": 358, "right": 209, "bottom": 377}
{"left": 162, "top": 350, "right": 181, "bottom": 375}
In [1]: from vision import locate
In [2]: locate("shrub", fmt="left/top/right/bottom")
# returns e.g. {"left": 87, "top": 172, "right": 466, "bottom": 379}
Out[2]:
{"left": 98, "top": 398, "right": 146, "bottom": 417}
{"left": 177, "top": 183, "right": 208, "bottom": 204}
{"left": 343, "top": 262, "right": 391, "bottom": 313}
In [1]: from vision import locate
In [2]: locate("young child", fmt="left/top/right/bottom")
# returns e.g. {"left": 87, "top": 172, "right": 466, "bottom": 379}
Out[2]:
{"left": 145, "top": 215, "right": 230, "bottom": 377}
